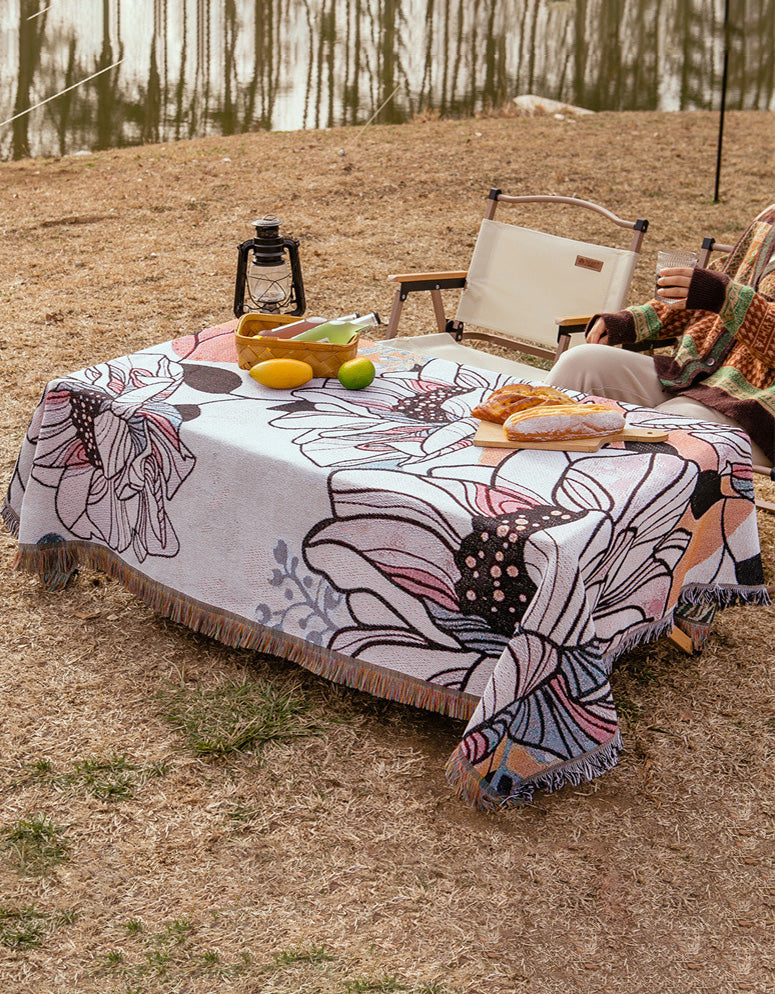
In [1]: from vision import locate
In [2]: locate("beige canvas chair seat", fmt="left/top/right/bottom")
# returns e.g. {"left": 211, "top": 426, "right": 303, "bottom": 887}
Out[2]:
{"left": 387, "top": 331, "right": 542, "bottom": 379}
{"left": 384, "top": 189, "right": 649, "bottom": 379}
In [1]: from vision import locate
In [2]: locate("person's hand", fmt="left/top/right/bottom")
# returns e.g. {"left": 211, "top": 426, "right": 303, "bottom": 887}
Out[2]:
{"left": 655, "top": 266, "right": 694, "bottom": 307}
{"left": 585, "top": 318, "right": 609, "bottom": 344}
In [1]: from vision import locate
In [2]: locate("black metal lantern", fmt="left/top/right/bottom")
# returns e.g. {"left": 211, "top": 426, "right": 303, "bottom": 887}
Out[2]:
{"left": 233, "top": 215, "right": 306, "bottom": 318}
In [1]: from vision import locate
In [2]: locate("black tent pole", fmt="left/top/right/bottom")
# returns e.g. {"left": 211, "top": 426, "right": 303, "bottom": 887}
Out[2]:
{"left": 713, "top": 0, "right": 730, "bottom": 203}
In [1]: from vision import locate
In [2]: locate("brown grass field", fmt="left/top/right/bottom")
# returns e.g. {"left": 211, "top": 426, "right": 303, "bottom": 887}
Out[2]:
{"left": 1, "top": 109, "right": 774, "bottom": 993}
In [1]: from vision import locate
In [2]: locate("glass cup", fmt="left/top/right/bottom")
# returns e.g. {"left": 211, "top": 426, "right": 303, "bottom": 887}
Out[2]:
{"left": 655, "top": 249, "right": 699, "bottom": 303}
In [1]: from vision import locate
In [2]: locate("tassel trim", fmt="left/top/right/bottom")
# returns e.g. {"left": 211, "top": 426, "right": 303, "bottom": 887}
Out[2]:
{"left": 9, "top": 537, "right": 477, "bottom": 724}
{"left": 606, "top": 613, "right": 677, "bottom": 661}
{"left": 445, "top": 732, "right": 623, "bottom": 812}
{"left": 600, "top": 581, "right": 771, "bottom": 669}
{"left": 674, "top": 582, "right": 771, "bottom": 608}
{"left": 445, "top": 579, "right": 770, "bottom": 810}
{"left": 5, "top": 523, "right": 769, "bottom": 812}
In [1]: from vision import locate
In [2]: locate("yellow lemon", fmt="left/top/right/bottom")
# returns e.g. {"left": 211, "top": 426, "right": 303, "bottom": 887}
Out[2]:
{"left": 337, "top": 357, "right": 376, "bottom": 390}
{"left": 249, "top": 358, "right": 314, "bottom": 389}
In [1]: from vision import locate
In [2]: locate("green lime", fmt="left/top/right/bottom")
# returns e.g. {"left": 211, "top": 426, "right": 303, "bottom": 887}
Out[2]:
{"left": 337, "top": 356, "right": 376, "bottom": 390}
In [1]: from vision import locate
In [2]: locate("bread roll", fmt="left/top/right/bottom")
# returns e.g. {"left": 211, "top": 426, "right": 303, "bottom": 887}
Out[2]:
{"left": 503, "top": 403, "right": 625, "bottom": 442}
{"left": 472, "top": 383, "right": 573, "bottom": 424}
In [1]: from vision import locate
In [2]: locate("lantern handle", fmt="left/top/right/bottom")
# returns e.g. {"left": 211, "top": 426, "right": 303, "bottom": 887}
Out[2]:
{"left": 283, "top": 236, "right": 306, "bottom": 317}
{"left": 233, "top": 237, "right": 254, "bottom": 317}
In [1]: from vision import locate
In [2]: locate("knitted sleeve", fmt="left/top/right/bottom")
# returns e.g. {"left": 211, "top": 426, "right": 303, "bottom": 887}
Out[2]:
{"left": 587, "top": 299, "right": 693, "bottom": 347}
{"left": 688, "top": 266, "right": 775, "bottom": 366}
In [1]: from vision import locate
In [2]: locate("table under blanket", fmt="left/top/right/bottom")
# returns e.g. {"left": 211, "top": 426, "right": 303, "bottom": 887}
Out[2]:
{"left": 3, "top": 322, "right": 768, "bottom": 810}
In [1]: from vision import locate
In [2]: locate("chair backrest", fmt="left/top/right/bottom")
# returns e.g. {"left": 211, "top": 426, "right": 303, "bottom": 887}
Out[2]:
{"left": 454, "top": 190, "right": 648, "bottom": 358}
{"left": 698, "top": 236, "right": 735, "bottom": 268}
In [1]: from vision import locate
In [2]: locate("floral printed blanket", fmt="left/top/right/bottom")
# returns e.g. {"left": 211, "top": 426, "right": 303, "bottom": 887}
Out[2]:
{"left": 3, "top": 323, "right": 768, "bottom": 810}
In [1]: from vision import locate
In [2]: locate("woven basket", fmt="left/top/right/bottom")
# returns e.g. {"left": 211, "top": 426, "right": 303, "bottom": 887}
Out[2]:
{"left": 235, "top": 313, "right": 359, "bottom": 376}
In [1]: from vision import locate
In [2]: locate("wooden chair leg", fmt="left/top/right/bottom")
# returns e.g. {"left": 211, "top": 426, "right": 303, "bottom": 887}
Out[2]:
{"left": 385, "top": 288, "right": 405, "bottom": 339}
{"left": 430, "top": 288, "right": 447, "bottom": 334}
{"left": 753, "top": 465, "right": 774, "bottom": 514}
{"left": 668, "top": 626, "right": 696, "bottom": 655}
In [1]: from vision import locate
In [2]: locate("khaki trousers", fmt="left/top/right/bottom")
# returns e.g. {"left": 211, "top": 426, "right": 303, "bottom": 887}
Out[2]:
{"left": 545, "top": 344, "right": 771, "bottom": 467}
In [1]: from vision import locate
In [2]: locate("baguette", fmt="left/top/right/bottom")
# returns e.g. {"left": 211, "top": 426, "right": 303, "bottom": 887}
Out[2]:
{"left": 503, "top": 403, "right": 625, "bottom": 442}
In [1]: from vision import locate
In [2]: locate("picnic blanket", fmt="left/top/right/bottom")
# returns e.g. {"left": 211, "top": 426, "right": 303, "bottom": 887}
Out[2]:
{"left": 3, "top": 323, "right": 769, "bottom": 810}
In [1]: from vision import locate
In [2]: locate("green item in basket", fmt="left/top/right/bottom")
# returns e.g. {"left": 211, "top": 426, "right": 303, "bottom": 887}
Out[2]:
{"left": 289, "top": 311, "right": 381, "bottom": 343}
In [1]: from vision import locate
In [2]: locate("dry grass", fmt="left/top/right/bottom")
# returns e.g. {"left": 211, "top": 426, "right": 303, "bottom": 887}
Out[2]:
{"left": 1, "top": 110, "right": 774, "bottom": 993}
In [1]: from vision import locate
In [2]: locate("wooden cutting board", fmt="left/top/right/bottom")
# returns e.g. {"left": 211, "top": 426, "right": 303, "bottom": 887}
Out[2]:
{"left": 473, "top": 419, "right": 670, "bottom": 452}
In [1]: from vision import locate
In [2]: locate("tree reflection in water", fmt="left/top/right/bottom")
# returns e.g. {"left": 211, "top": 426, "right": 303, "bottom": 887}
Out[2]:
{"left": 1, "top": 0, "right": 773, "bottom": 160}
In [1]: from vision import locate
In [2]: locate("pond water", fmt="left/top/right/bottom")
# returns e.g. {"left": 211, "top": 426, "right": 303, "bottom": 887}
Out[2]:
{"left": 2, "top": 0, "right": 773, "bottom": 161}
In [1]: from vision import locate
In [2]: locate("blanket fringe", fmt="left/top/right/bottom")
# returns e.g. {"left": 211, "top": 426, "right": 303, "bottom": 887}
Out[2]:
{"left": 608, "top": 614, "right": 677, "bottom": 660}
{"left": 444, "top": 732, "right": 623, "bottom": 811}
{"left": 601, "top": 581, "right": 771, "bottom": 667}
{"left": 9, "top": 538, "right": 476, "bottom": 724}
{"left": 5, "top": 525, "right": 769, "bottom": 812}
{"left": 676, "top": 582, "right": 771, "bottom": 608}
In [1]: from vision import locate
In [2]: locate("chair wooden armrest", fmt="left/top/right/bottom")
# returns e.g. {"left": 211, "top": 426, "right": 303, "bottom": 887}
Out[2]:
{"left": 555, "top": 314, "right": 593, "bottom": 327}
{"left": 555, "top": 314, "right": 592, "bottom": 334}
{"left": 388, "top": 270, "right": 468, "bottom": 284}
{"left": 555, "top": 316, "right": 592, "bottom": 352}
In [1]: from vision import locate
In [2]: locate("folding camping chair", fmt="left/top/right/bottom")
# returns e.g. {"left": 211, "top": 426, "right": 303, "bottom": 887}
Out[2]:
{"left": 383, "top": 188, "right": 649, "bottom": 378}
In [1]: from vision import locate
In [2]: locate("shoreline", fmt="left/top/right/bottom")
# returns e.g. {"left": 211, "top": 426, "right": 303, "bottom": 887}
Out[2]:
{"left": 2, "top": 106, "right": 773, "bottom": 164}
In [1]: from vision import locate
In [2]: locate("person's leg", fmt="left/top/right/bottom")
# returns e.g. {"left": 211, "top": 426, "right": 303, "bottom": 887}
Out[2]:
{"left": 547, "top": 345, "right": 771, "bottom": 466}
{"left": 656, "top": 397, "right": 771, "bottom": 467}
{"left": 546, "top": 344, "right": 671, "bottom": 408}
